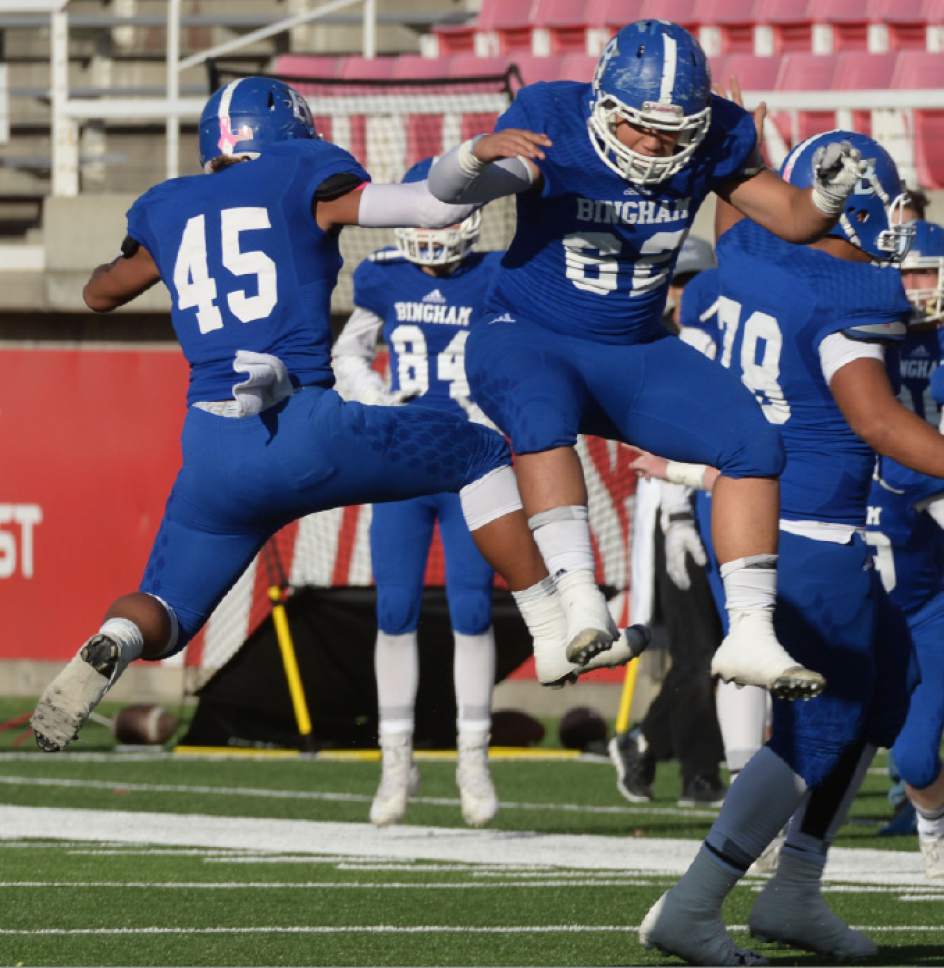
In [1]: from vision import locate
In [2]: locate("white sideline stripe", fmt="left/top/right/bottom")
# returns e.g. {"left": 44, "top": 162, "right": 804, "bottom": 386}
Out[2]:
{"left": 0, "top": 805, "right": 927, "bottom": 887}
{"left": 0, "top": 774, "right": 720, "bottom": 819}
{"left": 0, "top": 924, "right": 940, "bottom": 937}
{"left": 0, "top": 880, "right": 662, "bottom": 890}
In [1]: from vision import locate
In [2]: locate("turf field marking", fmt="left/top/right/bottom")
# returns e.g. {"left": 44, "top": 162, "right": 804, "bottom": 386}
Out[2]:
{"left": 0, "top": 879, "right": 667, "bottom": 889}
{"left": 0, "top": 923, "right": 941, "bottom": 936}
{"left": 0, "top": 772, "right": 719, "bottom": 819}
{"left": 0, "top": 805, "right": 925, "bottom": 886}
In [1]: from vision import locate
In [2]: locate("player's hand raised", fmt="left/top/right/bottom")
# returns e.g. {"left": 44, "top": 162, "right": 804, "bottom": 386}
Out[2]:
{"left": 812, "top": 141, "right": 865, "bottom": 215}
{"left": 473, "top": 129, "right": 552, "bottom": 164}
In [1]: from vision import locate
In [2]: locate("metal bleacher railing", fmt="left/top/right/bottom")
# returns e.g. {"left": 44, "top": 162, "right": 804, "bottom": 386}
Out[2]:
{"left": 6, "top": 0, "right": 382, "bottom": 196}
{"left": 6, "top": 0, "right": 944, "bottom": 199}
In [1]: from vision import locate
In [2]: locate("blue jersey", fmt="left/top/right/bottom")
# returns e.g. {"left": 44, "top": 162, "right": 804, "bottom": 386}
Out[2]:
{"left": 487, "top": 83, "right": 756, "bottom": 344}
{"left": 353, "top": 249, "right": 502, "bottom": 417}
{"left": 127, "top": 139, "right": 368, "bottom": 405}
{"left": 867, "top": 456, "right": 944, "bottom": 615}
{"left": 892, "top": 328, "right": 941, "bottom": 422}
{"left": 679, "top": 267, "right": 720, "bottom": 349}
{"left": 715, "top": 219, "right": 910, "bottom": 526}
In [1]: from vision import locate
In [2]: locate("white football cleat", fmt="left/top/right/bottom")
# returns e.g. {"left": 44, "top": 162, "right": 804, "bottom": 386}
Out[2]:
{"left": 556, "top": 570, "right": 618, "bottom": 665}
{"left": 532, "top": 635, "right": 580, "bottom": 688}
{"left": 370, "top": 734, "right": 420, "bottom": 827}
{"left": 919, "top": 830, "right": 944, "bottom": 880}
{"left": 711, "top": 611, "right": 825, "bottom": 701}
{"left": 748, "top": 876, "right": 877, "bottom": 960}
{"left": 31, "top": 634, "right": 128, "bottom": 752}
{"left": 456, "top": 735, "right": 498, "bottom": 827}
{"left": 640, "top": 889, "right": 768, "bottom": 966}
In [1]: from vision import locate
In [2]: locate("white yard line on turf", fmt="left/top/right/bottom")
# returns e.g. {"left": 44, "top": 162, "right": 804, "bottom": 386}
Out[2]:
{"left": 0, "top": 773, "right": 720, "bottom": 819}
{"left": 0, "top": 924, "right": 940, "bottom": 936}
{"left": 0, "top": 879, "right": 664, "bottom": 889}
{"left": 0, "top": 804, "right": 926, "bottom": 886}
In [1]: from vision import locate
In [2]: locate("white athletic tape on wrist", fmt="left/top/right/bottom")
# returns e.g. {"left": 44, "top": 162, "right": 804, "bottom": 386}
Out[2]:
{"left": 665, "top": 461, "right": 708, "bottom": 490}
{"left": 460, "top": 465, "right": 523, "bottom": 531}
{"left": 457, "top": 136, "right": 487, "bottom": 178}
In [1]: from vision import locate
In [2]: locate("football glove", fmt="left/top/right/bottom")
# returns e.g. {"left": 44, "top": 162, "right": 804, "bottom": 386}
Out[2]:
{"left": 661, "top": 510, "right": 707, "bottom": 591}
{"left": 811, "top": 140, "right": 865, "bottom": 216}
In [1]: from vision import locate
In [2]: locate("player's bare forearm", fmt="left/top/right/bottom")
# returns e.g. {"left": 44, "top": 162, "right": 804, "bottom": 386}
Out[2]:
{"left": 832, "top": 357, "right": 944, "bottom": 477}
{"left": 630, "top": 451, "right": 719, "bottom": 491}
{"left": 83, "top": 245, "right": 161, "bottom": 313}
{"left": 720, "top": 169, "right": 835, "bottom": 244}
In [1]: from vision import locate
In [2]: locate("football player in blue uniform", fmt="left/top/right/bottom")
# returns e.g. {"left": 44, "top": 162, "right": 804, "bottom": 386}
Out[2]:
{"left": 29, "top": 78, "right": 566, "bottom": 753}
{"left": 332, "top": 158, "right": 502, "bottom": 827}
{"left": 637, "top": 131, "right": 944, "bottom": 964}
{"left": 868, "top": 220, "right": 944, "bottom": 880}
{"left": 427, "top": 19, "right": 867, "bottom": 698}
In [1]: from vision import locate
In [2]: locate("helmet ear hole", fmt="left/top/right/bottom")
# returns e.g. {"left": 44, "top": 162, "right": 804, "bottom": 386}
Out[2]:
{"left": 267, "top": 91, "right": 276, "bottom": 110}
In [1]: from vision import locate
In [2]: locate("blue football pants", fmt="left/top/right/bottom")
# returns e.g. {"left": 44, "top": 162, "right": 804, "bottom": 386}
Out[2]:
{"left": 466, "top": 317, "right": 784, "bottom": 478}
{"left": 139, "top": 387, "right": 508, "bottom": 652}
{"left": 370, "top": 492, "right": 494, "bottom": 636}
{"left": 892, "top": 590, "right": 944, "bottom": 790}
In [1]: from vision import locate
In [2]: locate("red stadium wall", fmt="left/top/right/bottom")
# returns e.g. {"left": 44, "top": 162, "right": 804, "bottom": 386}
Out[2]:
{"left": 0, "top": 346, "right": 188, "bottom": 661}
{"left": 1, "top": 345, "right": 629, "bottom": 685}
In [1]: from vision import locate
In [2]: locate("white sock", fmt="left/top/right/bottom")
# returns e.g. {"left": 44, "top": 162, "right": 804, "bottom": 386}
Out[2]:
{"left": 720, "top": 553, "right": 777, "bottom": 618}
{"left": 99, "top": 617, "right": 144, "bottom": 664}
{"left": 375, "top": 631, "right": 418, "bottom": 737}
{"left": 454, "top": 628, "right": 495, "bottom": 735}
{"left": 512, "top": 577, "right": 566, "bottom": 646}
{"left": 529, "top": 505, "right": 594, "bottom": 578}
{"left": 917, "top": 805, "right": 944, "bottom": 838}
{"left": 715, "top": 680, "right": 767, "bottom": 773}
{"left": 705, "top": 746, "right": 807, "bottom": 870}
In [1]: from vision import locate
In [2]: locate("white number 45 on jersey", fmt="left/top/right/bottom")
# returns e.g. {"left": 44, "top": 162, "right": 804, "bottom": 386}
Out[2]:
{"left": 173, "top": 207, "right": 278, "bottom": 333}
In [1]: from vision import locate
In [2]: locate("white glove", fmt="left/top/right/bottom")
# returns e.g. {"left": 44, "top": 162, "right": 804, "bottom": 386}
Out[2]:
{"left": 811, "top": 140, "right": 864, "bottom": 216}
{"left": 661, "top": 511, "right": 707, "bottom": 591}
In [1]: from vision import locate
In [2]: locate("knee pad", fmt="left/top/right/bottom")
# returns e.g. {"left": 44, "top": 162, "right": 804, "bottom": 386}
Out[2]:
{"left": 718, "top": 421, "right": 785, "bottom": 479}
{"left": 446, "top": 587, "right": 492, "bottom": 636}
{"left": 376, "top": 585, "right": 421, "bottom": 636}
{"left": 892, "top": 733, "right": 942, "bottom": 791}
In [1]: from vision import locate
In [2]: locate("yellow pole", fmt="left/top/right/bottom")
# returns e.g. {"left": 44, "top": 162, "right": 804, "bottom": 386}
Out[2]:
{"left": 268, "top": 586, "right": 312, "bottom": 738}
{"left": 614, "top": 657, "right": 640, "bottom": 735}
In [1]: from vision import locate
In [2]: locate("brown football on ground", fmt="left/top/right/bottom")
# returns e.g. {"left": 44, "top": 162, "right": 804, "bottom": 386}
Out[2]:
{"left": 113, "top": 704, "right": 179, "bottom": 745}
{"left": 490, "top": 709, "right": 545, "bottom": 747}
{"left": 558, "top": 705, "right": 607, "bottom": 751}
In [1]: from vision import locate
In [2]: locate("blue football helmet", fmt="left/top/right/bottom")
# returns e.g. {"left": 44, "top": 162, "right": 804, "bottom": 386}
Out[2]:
{"left": 394, "top": 158, "right": 481, "bottom": 266}
{"left": 199, "top": 76, "right": 317, "bottom": 171}
{"left": 901, "top": 220, "right": 944, "bottom": 324}
{"left": 780, "top": 130, "right": 914, "bottom": 262}
{"left": 588, "top": 20, "right": 712, "bottom": 185}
